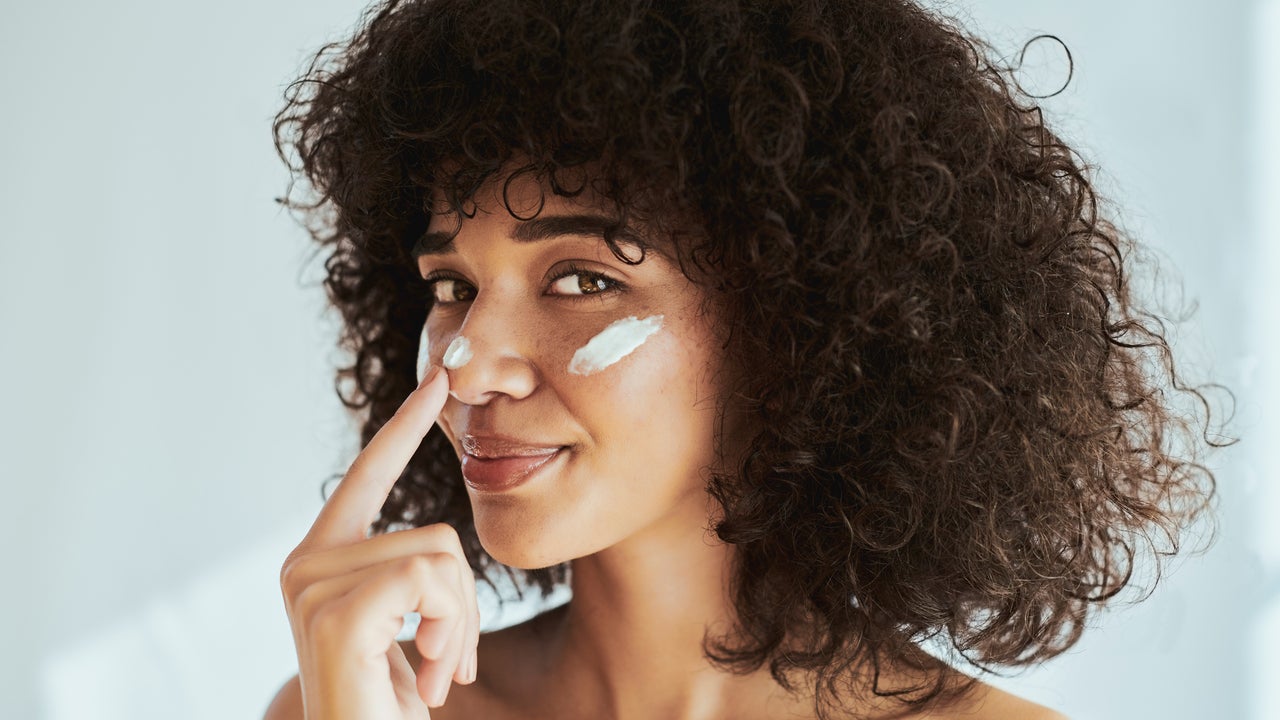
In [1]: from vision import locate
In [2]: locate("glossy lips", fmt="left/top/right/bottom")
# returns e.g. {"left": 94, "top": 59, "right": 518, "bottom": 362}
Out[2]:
{"left": 459, "top": 434, "right": 568, "bottom": 492}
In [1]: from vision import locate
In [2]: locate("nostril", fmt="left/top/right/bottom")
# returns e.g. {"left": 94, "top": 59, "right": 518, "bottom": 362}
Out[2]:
{"left": 449, "top": 388, "right": 492, "bottom": 406}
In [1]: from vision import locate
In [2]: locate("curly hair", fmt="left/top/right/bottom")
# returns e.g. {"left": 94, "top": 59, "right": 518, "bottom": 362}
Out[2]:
{"left": 271, "top": 0, "right": 1235, "bottom": 717}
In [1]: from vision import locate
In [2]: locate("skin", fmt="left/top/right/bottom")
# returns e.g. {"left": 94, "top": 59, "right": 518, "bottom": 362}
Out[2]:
{"left": 265, "top": 166, "right": 1069, "bottom": 720}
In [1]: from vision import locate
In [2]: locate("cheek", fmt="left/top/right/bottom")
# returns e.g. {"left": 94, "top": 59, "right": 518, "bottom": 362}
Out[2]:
{"left": 561, "top": 318, "right": 726, "bottom": 499}
{"left": 421, "top": 311, "right": 711, "bottom": 403}
{"left": 557, "top": 316, "right": 708, "bottom": 423}
{"left": 565, "top": 314, "right": 665, "bottom": 377}
{"left": 416, "top": 324, "right": 432, "bottom": 384}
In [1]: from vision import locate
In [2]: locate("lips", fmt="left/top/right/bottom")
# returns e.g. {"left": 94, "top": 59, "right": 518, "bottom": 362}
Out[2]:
{"left": 460, "top": 446, "right": 566, "bottom": 492}
{"left": 458, "top": 433, "right": 570, "bottom": 491}
{"left": 462, "top": 433, "right": 566, "bottom": 459}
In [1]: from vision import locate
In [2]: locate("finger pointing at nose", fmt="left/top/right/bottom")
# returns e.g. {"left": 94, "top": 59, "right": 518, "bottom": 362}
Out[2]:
{"left": 303, "top": 365, "right": 449, "bottom": 550}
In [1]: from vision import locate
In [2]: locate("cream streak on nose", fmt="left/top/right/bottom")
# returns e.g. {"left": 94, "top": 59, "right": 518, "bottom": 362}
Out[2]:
{"left": 567, "top": 315, "right": 664, "bottom": 376}
{"left": 443, "top": 335, "right": 474, "bottom": 369}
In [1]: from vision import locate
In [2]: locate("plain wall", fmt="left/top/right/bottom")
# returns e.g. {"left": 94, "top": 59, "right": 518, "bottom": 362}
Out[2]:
{"left": 1, "top": 1, "right": 1273, "bottom": 718}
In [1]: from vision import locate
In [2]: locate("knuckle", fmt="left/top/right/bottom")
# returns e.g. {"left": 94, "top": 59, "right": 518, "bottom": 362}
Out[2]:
{"left": 279, "top": 555, "right": 308, "bottom": 598}
{"left": 398, "top": 554, "right": 436, "bottom": 583}
{"left": 424, "top": 522, "right": 461, "bottom": 547}
{"left": 291, "top": 583, "right": 325, "bottom": 624}
{"left": 414, "top": 556, "right": 464, "bottom": 615}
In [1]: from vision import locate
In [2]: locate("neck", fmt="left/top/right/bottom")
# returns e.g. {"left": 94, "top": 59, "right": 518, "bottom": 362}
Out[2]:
{"left": 537, "top": 491, "right": 812, "bottom": 720}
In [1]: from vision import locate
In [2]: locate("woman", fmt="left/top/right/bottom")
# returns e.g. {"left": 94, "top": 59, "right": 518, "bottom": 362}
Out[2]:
{"left": 265, "top": 0, "right": 1228, "bottom": 718}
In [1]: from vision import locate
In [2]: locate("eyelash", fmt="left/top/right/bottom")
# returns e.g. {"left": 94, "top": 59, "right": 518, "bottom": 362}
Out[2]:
{"left": 419, "top": 262, "right": 626, "bottom": 307}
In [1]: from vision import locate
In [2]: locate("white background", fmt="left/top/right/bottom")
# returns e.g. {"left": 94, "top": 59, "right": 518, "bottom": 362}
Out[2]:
{"left": 1, "top": 1, "right": 1274, "bottom": 718}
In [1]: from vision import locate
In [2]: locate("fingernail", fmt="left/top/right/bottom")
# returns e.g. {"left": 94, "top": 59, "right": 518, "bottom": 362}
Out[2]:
{"left": 468, "top": 647, "right": 478, "bottom": 682}
{"left": 460, "top": 647, "right": 473, "bottom": 683}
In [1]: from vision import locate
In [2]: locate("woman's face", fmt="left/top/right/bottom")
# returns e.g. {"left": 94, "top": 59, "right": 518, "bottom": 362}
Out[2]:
{"left": 416, "top": 171, "right": 742, "bottom": 569}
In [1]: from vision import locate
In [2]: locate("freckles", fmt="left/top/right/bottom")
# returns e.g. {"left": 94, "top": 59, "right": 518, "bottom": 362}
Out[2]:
{"left": 567, "top": 314, "right": 665, "bottom": 376}
{"left": 443, "top": 335, "right": 473, "bottom": 369}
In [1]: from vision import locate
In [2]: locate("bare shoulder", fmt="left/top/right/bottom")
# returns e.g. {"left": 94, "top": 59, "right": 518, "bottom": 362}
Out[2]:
{"left": 939, "top": 677, "right": 1069, "bottom": 720}
{"left": 262, "top": 673, "right": 303, "bottom": 720}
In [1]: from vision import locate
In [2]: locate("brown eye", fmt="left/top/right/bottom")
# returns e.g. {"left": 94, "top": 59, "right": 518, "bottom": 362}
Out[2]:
{"left": 425, "top": 277, "right": 476, "bottom": 304}
{"left": 582, "top": 275, "right": 609, "bottom": 293}
{"left": 547, "top": 265, "right": 623, "bottom": 299}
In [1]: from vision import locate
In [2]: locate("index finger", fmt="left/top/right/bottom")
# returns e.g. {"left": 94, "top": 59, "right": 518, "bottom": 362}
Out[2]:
{"left": 303, "top": 364, "right": 449, "bottom": 549}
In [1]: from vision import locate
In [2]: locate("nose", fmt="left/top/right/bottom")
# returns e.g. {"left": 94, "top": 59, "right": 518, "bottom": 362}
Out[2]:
{"left": 441, "top": 292, "right": 540, "bottom": 405}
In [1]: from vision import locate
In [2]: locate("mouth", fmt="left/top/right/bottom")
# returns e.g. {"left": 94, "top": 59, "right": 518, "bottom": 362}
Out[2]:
{"left": 460, "top": 445, "right": 569, "bottom": 493}
{"left": 461, "top": 432, "right": 569, "bottom": 459}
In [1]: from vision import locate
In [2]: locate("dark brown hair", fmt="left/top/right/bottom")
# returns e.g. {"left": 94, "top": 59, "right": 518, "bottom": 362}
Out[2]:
{"left": 271, "top": 0, "right": 1235, "bottom": 717}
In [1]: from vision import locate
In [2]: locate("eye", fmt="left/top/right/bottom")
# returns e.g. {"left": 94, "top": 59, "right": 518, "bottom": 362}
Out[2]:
{"left": 420, "top": 273, "right": 476, "bottom": 305}
{"left": 418, "top": 263, "right": 626, "bottom": 309}
{"left": 546, "top": 263, "right": 625, "bottom": 300}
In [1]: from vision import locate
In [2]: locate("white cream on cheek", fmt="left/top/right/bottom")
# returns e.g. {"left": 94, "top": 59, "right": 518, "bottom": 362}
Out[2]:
{"left": 416, "top": 324, "right": 433, "bottom": 384}
{"left": 567, "top": 314, "right": 665, "bottom": 376}
{"left": 443, "top": 335, "right": 474, "bottom": 369}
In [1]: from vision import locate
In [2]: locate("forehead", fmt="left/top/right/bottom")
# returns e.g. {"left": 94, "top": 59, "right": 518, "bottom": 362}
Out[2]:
{"left": 417, "top": 165, "right": 659, "bottom": 262}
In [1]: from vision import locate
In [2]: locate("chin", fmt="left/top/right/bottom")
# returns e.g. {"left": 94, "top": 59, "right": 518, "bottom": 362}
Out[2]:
{"left": 473, "top": 518, "right": 573, "bottom": 571}
{"left": 485, "top": 546, "right": 569, "bottom": 572}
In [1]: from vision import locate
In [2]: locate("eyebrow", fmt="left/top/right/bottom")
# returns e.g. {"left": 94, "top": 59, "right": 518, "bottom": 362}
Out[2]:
{"left": 411, "top": 213, "right": 652, "bottom": 258}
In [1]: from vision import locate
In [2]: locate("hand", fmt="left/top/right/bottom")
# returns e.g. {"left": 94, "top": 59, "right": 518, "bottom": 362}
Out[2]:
{"left": 279, "top": 365, "right": 478, "bottom": 719}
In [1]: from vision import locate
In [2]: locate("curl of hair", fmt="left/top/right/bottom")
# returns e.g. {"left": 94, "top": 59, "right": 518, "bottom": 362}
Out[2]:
{"left": 272, "top": 0, "right": 1234, "bottom": 717}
